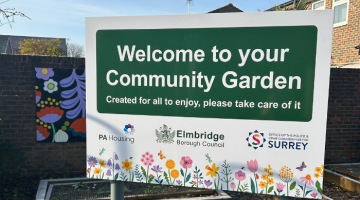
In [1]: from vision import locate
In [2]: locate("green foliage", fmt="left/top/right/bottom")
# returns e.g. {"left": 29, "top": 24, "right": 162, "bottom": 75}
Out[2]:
{"left": 163, "top": 171, "right": 170, "bottom": 184}
{"left": 239, "top": 183, "right": 249, "bottom": 192}
{"left": 290, "top": 181, "right": 296, "bottom": 190}
{"left": 268, "top": 186, "right": 274, "bottom": 193}
{"left": 18, "top": 38, "right": 64, "bottom": 56}
{"left": 0, "top": 119, "right": 24, "bottom": 179}
{"left": 141, "top": 166, "right": 147, "bottom": 178}
{"left": 120, "top": 172, "right": 128, "bottom": 181}
{"left": 220, "top": 160, "right": 234, "bottom": 190}
{"left": 148, "top": 175, "right": 155, "bottom": 183}
{"left": 316, "top": 180, "right": 322, "bottom": 194}
{"left": 270, "top": 0, "right": 310, "bottom": 11}
{"left": 134, "top": 164, "right": 143, "bottom": 182}
{"left": 295, "top": 188, "right": 301, "bottom": 197}
{"left": 250, "top": 178, "right": 256, "bottom": 193}
{"left": 114, "top": 173, "right": 119, "bottom": 181}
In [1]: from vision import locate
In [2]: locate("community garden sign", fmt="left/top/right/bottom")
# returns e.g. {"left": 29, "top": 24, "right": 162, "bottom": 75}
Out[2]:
{"left": 86, "top": 11, "right": 333, "bottom": 199}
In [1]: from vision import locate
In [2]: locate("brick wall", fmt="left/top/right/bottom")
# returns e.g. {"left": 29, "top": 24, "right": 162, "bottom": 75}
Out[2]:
{"left": 0, "top": 54, "right": 86, "bottom": 175}
{"left": 325, "top": 0, "right": 360, "bottom": 66}
{"left": 0, "top": 55, "right": 359, "bottom": 175}
{"left": 325, "top": 68, "right": 360, "bottom": 163}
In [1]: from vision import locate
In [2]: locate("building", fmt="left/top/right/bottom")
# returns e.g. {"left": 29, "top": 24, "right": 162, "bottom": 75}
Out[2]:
{"left": 0, "top": 35, "right": 67, "bottom": 56}
{"left": 266, "top": 0, "right": 360, "bottom": 67}
{"left": 208, "top": 3, "right": 243, "bottom": 13}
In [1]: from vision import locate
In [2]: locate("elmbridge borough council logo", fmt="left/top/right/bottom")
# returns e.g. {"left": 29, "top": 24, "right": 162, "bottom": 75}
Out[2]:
{"left": 155, "top": 124, "right": 175, "bottom": 144}
{"left": 246, "top": 130, "right": 266, "bottom": 150}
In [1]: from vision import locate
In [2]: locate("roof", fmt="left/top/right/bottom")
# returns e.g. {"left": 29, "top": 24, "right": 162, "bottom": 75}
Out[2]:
{"left": 265, "top": 0, "right": 314, "bottom": 11}
{"left": 0, "top": 35, "right": 9, "bottom": 54}
{"left": 0, "top": 35, "right": 67, "bottom": 55}
{"left": 208, "top": 3, "right": 243, "bottom": 13}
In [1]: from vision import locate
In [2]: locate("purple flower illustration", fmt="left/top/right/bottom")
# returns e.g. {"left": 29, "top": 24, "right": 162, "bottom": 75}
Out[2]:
{"left": 37, "top": 106, "right": 64, "bottom": 124}
{"left": 60, "top": 69, "right": 86, "bottom": 119}
{"left": 88, "top": 156, "right": 98, "bottom": 167}
{"left": 151, "top": 165, "right": 163, "bottom": 173}
{"left": 176, "top": 180, "right": 182, "bottom": 185}
{"left": 193, "top": 174, "right": 197, "bottom": 180}
{"left": 114, "top": 154, "right": 119, "bottom": 161}
{"left": 106, "top": 169, "right": 112, "bottom": 176}
{"left": 35, "top": 68, "right": 54, "bottom": 80}
{"left": 115, "top": 163, "right": 120, "bottom": 170}
{"left": 107, "top": 159, "right": 112, "bottom": 166}
{"left": 204, "top": 180, "right": 213, "bottom": 188}
{"left": 199, "top": 180, "right": 203, "bottom": 185}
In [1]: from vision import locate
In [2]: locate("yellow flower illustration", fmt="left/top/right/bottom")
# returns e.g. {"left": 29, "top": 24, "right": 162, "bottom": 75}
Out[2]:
{"left": 166, "top": 159, "right": 175, "bottom": 169}
{"left": 264, "top": 168, "right": 268, "bottom": 172}
{"left": 261, "top": 174, "right": 267, "bottom": 180}
{"left": 205, "top": 163, "right": 220, "bottom": 178}
{"left": 259, "top": 181, "right": 266, "bottom": 189}
{"left": 314, "top": 173, "right": 320, "bottom": 178}
{"left": 171, "top": 169, "right": 179, "bottom": 179}
{"left": 279, "top": 166, "right": 293, "bottom": 182}
{"left": 269, "top": 172, "right": 273, "bottom": 177}
{"left": 93, "top": 168, "right": 102, "bottom": 175}
{"left": 268, "top": 165, "right": 272, "bottom": 171}
{"left": 315, "top": 167, "right": 322, "bottom": 173}
{"left": 122, "top": 159, "right": 133, "bottom": 171}
{"left": 321, "top": 164, "right": 324, "bottom": 169}
{"left": 99, "top": 160, "right": 106, "bottom": 168}
{"left": 267, "top": 178, "right": 274, "bottom": 185}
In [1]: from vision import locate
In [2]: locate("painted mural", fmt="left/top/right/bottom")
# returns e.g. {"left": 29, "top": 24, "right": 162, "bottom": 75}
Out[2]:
{"left": 35, "top": 68, "right": 86, "bottom": 143}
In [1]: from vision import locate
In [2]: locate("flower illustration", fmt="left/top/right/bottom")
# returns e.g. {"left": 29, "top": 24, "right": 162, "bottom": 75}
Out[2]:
{"left": 199, "top": 180, "right": 203, "bottom": 185}
{"left": 106, "top": 169, "right": 112, "bottom": 176}
{"left": 301, "top": 174, "right": 314, "bottom": 185}
{"left": 99, "top": 160, "right": 106, "bottom": 168}
{"left": 259, "top": 181, "right": 266, "bottom": 189}
{"left": 36, "top": 125, "right": 50, "bottom": 141}
{"left": 315, "top": 167, "right": 322, "bottom": 173}
{"left": 314, "top": 173, "right": 320, "bottom": 178}
{"left": 176, "top": 180, "right": 182, "bottom": 185}
{"left": 204, "top": 180, "right": 213, "bottom": 188}
{"left": 107, "top": 159, "right": 112, "bottom": 166}
{"left": 68, "top": 118, "right": 86, "bottom": 138}
{"left": 310, "top": 192, "right": 318, "bottom": 198}
{"left": 279, "top": 166, "right": 293, "bottom": 196}
{"left": 115, "top": 163, "right": 120, "bottom": 170}
{"left": 205, "top": 163, "right": 220, "bottom": 178}
{"left": 314, "top": 165, "right": 324, "bottom": 179}
{"left": 94, "top": 168, "right": 102, "bottom": 175}
{"left": 88, "top": 156, "right": 98, "bottom": 167}
{"left": 122, "top": 159, "right": 133, "bottom": 171}
{"left": 44, "top": 79, "right": 58, "bottom": 93}
{"left": 261, "top": 174, "right": 267, "bottom": 180}
{"left": 269, "top": 172, "right": 274, "bottom": 177}
{"left": 149, "top": 174, "right": 154, "bottom": 178}
{"left": 35, "top": 68, "right": 54, "bottom": 80}
{"left": 151, "top": 165, "right": 163, "bottom": 173}
{"left": 247, "top": 159, "right": 258, "bottom": 172}
{"left": 276, "top": 183, "right": 285, "bottom": 192}
{"left": 230, "top": 182, "right": 236, "bottom": 190}
{"left": 37, "top": 106, "right": 64, "bottom": 124}
{"left": 235, "top": 170, "right": 246, "bottom": 181}
{"left": 166, "top": 159, "right": 175, "bottom": 169}
{"left": 192, "top": 181, "right": 196, "bottom": 185}
{"left": 180, "top": 156, "right": 193, "bottom": 168}
{"left": 171, "top": 169, "right": 180, "bottom": 179}
{"left": 267, "top": 178, "right": 274, "bottom": 185}
{"left": 115, "top": 154, "right": 119, "bottom": 161}
{"left": 193, "top": 174, "right": 197, "bottom": 179}
{"left": 141, "top": 152, "right": 154, "bottom": 166}
{"left": 36, "top": 90, "right": 42, "bottom": 104}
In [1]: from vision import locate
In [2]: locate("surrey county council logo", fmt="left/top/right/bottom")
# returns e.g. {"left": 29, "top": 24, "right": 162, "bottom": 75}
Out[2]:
{"left": 246, "top": 130, "right": 266, "bottom": 150}
{"left": 123, "top": 124, "right": 135, "bottom": 135}
{"left": 155, "top": 124, "right": 175, "bottom": 144}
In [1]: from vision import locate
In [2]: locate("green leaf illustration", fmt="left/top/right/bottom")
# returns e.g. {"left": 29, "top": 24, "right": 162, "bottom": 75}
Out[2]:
{"left": 316, "top": 180, "right": 322, "bottom": 194}
{"left": 298, "top": 184, "right": 304, "bottom": 191}
{"left": 180, "top": 168, "right": 184, "bottom": 177}
{"left": 250, "top": 178, "right": 255, "bottom": 193}
{"left": 305, "top": 190, "right": 312, "bottom": 197}
{"left": 186, "top": 173, "right": 191, "bottom": 183}
{"left": 274, "top": 191, "right": 277, "bottom": 195}
{"left": 160, "top": 179, "right": 163, "bottom": 184}
{"left": 164, "top": 172, "right": 170, "bottom": 184}
{"left": 148, "top": 176, "right": 155, "bottom": 183}
{"left": 290, "top": 181, "right": 296, "bottom": 190}
{"left": 114, "top": 173, "right": 119, "bottom": 180}
{"left": 268, "top": 186, "right": 274, "bottom": 193}
{"left": 141, "top": 166, "right": 147, "bottom": 177}
{"left": 260, "top": 189, "right": 264, "bottom": 194}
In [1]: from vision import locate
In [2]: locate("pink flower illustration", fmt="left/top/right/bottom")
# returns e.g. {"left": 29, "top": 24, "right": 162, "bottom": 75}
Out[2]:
{"left": 230, "top": 182, "right": 236, "bottom": 190}
{"left": 141, "top": 152, "right": 154, "bottom": 166}
{"left": 180, "top": 156, "right": 193, "bottom": 168}
{"left": 247, "top": 159, "right": 258, "bottom": 172}
{"left": 310, "top": 192, "right": 318, "bottom": 198}
{"left": 235, "top": 170, "right": 246, "bottom": 181}
{"left": 276, "top": 183, "right": 285, "bottom": 192}
{"left": 300, "top": 174, "right": 314, "bottom": 185}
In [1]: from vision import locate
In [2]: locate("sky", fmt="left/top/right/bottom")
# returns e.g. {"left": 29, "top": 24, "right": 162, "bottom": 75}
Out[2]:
{"left": 0, "top": 0, "right": 289, "bottom": 47}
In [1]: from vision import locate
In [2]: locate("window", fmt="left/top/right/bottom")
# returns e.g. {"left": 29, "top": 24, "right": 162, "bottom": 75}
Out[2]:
{"left": 312, "top": 0, "right": 325, "bottom": 10}
{"left": 333, "top": 0, "right": 349, "bottom": 27}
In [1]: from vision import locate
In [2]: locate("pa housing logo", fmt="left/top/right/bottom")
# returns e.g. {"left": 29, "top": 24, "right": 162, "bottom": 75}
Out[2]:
{"left": 246, "top": 130, "right": 266, "bottom": 150}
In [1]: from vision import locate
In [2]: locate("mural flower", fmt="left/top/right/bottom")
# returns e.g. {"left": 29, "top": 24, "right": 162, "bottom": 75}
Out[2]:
{"left": 122, "top": 159, "right": 133, "bottom": 171}
{"left": 235, "top": 170, "right": 246, "bottom": 181}
{"left": 180, "top": 156, "right": 193, "bottom": 168}
{"left": 115, "top": 163, "right": 120, "bottom": 170}
{"left": 151, "top": 165, "right": 163, "bottom": 173}
{"left": 88, "top": 156, "right": 98, "bottom": 168}
{"left": 36, "top": 125, "right": 50, "bottom": 141}
{"left": 36, "top": 90, "right": 42, "bottom": 104}
{"left": 166, "top": 159, "right": 175, "bottom": 169}
{"left": 171, "top": 169, "right": 179, "bottom": 179}
{"left": 176, "top": 180, "right": 182, "bottom": 185}
{"left": 205, "top": 163, "right": 220, "bottom": 178}
{"left": 35, "top": 68, "right": 54, "bottom": 80}
{"left": 44, "top": 79, "right": 58, "bottom": 93}
{"left": 204, "top": 180, "right": 213, "bottom": 188}
{"left": 259, "top": 181, "right": 266, "bottom": 189}
{"left": 54, "top": 130, "right": 68, "bottom": 142}
{"left": 247, "top": 159, "right": 259, "bottom": 193}
{"left": 276, "top": 182, "right": 285, "bottom": 195}
{"left": 99, "top": 160, "right": 106, "bottom": 168}
{"left": 300, "top": 174, "right": 314, "bottom": 198}
{"left": 94, "top": 168, "right": 102, "bottom": 175}
{"left": 68, "top": 118, "right": 86, "bottom": 138}
{"left": 230, "top": 182, "right": 236, "bottom": 191}
{"left": 37, "top": 106, "right": 64, "bottom": 142}
{"left": 106, "top": 169, "right": 112, "bottom": 176}
{"left": 107, "top": 159, "right": 112, "bottom": 167}
{"left": 310, "top": 192, "right": 318, "bottom": 198}
{"left": 140, "top": 152, "right": 154, "bottom": 183}
{"left": 279, "top": 166, "right": 293, "bottom": 196}
{"left": 115, "top": 153, "right": 119, "bottom": 161}
{"left": 261, "top": 164, "right": 274, "bottom": 194}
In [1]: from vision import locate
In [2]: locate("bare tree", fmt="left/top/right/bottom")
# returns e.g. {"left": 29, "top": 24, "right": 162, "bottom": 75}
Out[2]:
{"left": 0, "top": 0, "right": 30, "bottom": 28}
{"left": 67, "top": 42, "right": 85, "bottom": 58}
